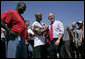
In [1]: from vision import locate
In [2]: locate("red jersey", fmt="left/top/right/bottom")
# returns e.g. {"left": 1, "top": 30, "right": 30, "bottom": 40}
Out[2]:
{"left": 1, "top": 10, "right": 29, "bottom": 41}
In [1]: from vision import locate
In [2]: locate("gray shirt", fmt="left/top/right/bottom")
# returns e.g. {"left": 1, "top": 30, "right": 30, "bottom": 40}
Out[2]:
{"left": 63, "top": 26, "right": 70, "bottom": 41}
{"left": 75, "top": 28, "right": 83, "bottom": 40}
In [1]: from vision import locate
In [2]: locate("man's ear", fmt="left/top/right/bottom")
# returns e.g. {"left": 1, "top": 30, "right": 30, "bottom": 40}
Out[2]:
{"left": 54, "top": 15, "right": 55, "bottom": 19}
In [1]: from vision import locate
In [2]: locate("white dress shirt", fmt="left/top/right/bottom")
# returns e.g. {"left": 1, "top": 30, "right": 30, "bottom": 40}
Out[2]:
{"left": 31, "top": 21, "right": 45, "bottom": 47}
{"left": 49, "top": 20, "right": 64, "bottom": 38}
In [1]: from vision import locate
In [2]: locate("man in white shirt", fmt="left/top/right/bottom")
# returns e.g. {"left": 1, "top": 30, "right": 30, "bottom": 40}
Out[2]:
{"left": 31, "top": 13, "right": 48, "bottom": 58}
{"left": 47, "top": 13, "right": 64, "bottom": 58}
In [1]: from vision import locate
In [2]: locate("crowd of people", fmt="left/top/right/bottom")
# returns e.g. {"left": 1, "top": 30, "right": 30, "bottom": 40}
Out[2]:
{"left": 0, "top": 2, "right": 84, "bottom": 58}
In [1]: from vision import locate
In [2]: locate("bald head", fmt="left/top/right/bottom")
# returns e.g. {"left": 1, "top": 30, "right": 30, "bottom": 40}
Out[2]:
{"left": 48, "top": 13, "right": 54, "bottom": 16}
{"left": 35, "top": 13, "right": 42, "bottom": 17}
{"left": 48, "top": 13, "right": 55, "bottom": 22}
{"left": 72, "top": 22, "right": 76, "bottom": 27}
{"left": 35, "top": 12, "right": 42, "bottom": 22}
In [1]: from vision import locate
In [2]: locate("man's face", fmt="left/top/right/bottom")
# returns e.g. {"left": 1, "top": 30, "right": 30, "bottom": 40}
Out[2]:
{"left": 25, "top": 21, "right": 29, "bottom": 28}
{"left": 48, "top": 13, "right": 55, "bottom": 22}
{"left": 36, "top": 14, "right": 42, "bottom": 21}
{"left": 18, "top": 3, "right": 26, "bottom": 14}
{"left": 72, "top": 22, "right": 76, "bottom": 28}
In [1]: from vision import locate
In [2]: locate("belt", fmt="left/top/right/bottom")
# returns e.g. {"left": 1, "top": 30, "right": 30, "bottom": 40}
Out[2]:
{"left": 9, "top": 30, "right": 18, "bottom": 37}
{"left": 53, "top": 38, "right": 58, "bottom": 39}
{"left": 51, "top": 38, "right": 58, "bottom": 44}
{"left": 53, "top": 38, "right": 58, "bottom": 41}
{"left": 51, "top": 38, "right": 58, "bottom": 42}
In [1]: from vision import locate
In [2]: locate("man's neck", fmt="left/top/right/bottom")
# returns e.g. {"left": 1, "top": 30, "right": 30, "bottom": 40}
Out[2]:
{"left": 15, "top": 9, "right": 21, "bottom": 15}
{"left": 36, "top": 20, "right": 40, "bottom": 23}
{"left": 51, "top": 19, "right": 55, "bottom": 24}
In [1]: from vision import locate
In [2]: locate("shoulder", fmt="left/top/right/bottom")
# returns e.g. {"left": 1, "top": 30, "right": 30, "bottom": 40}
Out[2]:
{"left": 35, "top": 21, "right": 40, "bottom": 24}
{"left": 32, "top": 21, "right": 40, "bottom": 26}
{"left": 3, "top": 10, "right": 17, "bottom": 15}
{"left": 5, "top": 10, "right": 15, "bottom": 13}
{"left": 32, "top": 21, "right": 37, "bottom": 24}
{"left": 57, "top": 20, "right": 62, "bottom": 23}
{"left": 32, "top": 21, "right": 36, "bottom": 26}
{"left": 55, "top": 20, "right": 63, "bottom": 24}
{"left": 31, "top": 21, "right": 38, "bottom": 27}
{"left": 1, "top": 10, "right": 16, "bottom": 17}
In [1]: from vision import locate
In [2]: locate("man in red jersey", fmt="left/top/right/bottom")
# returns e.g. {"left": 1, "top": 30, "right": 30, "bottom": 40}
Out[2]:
{"left": 1, "top": 2, "right": 28, "bottom": 58}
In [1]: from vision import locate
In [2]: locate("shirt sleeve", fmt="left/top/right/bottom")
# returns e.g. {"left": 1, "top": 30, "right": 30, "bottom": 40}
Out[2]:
{"left": 28, "top": 29, "right": 34, "bottom": 35}
{"left": 31, "top": 23, "right": 34, "bottom": 30}
{"left": 1, "top": 11, "right": 12, "bottom": 24}
{"left": 58, "top": 21, "right": 64, "bottom": 34}
{"left": 31, "top": 22, "right": 40, "bottom": 30}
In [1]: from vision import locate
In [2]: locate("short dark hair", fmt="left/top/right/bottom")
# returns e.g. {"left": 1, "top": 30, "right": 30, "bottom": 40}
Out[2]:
{"left": 17, "top": 2, "right": 26, "bottom": 8}
{"left": 25, "top": 20, "right": 29, "bottom": 23}
{"left": 35, "top": 13, "right": 42, "bottom": 17}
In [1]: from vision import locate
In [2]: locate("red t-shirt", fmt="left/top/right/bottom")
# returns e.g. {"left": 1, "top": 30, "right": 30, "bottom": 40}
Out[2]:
{"left": 1, "top": 10, "right": 29, "bottom": 41}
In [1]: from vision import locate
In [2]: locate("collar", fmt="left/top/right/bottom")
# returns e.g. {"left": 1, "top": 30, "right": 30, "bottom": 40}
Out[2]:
{"left": 51, "top": 20, "right": 55, "bottom": 24}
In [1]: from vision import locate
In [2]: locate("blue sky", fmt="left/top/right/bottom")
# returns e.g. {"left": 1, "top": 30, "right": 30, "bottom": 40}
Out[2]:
{"left": 1, "top": 1, "right": 84, "bottom": 28}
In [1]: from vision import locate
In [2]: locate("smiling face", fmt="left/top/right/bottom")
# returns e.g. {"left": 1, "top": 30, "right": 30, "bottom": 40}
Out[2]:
{"left": 35, "top": 13, "right": 42, "bottom": 22}
{"left": 48, "top": 13, "right": 55, "bottom": 22}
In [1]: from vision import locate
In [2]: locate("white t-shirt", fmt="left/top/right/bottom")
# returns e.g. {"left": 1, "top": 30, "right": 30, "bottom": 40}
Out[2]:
{"left": 31, "top": 21, "right": 45, "bottom": 47}
{"left": 28, "top": 29, "right": 34, "bottom": 40}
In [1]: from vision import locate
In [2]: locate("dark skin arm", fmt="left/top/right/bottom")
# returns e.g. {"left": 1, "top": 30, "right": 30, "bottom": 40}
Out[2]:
{"left": 1, "top": 19, "right": 18, "bottom": 37}
{"left": 33, "top": 25, "right": 48, "bottom": 35}
{"left": 1, "top": 20, "right": 10, "bottom": 32}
